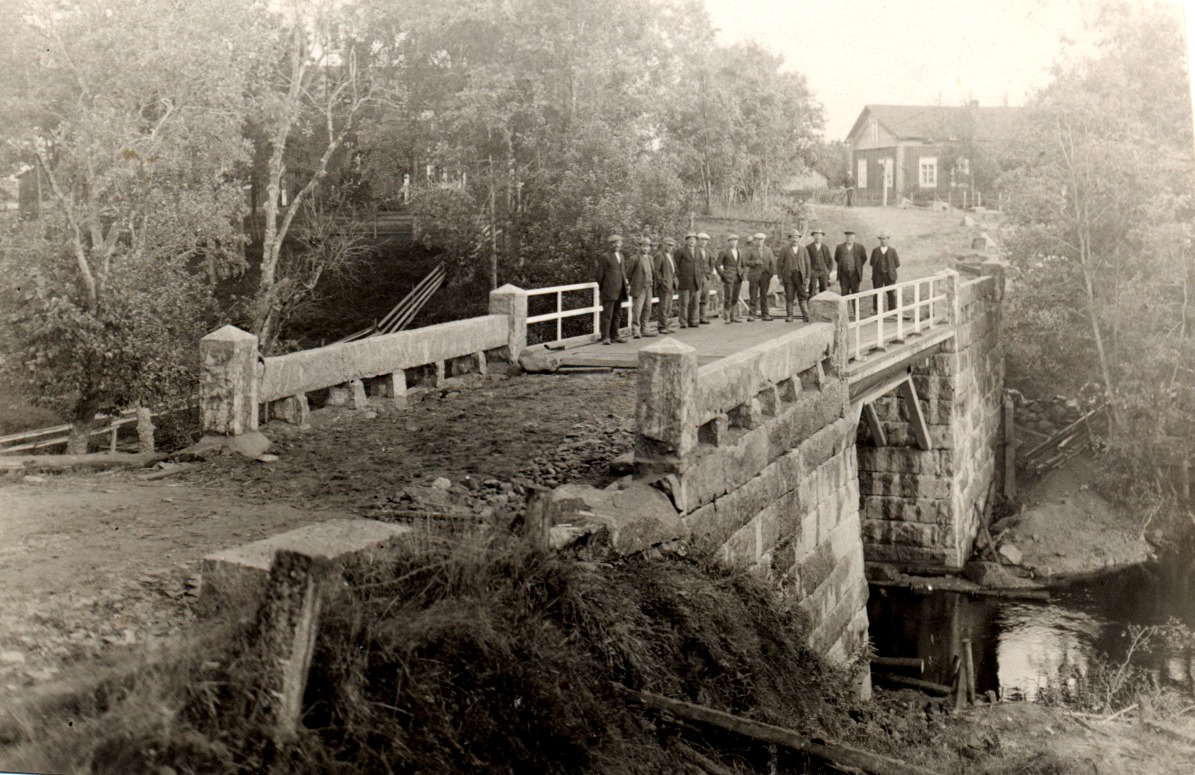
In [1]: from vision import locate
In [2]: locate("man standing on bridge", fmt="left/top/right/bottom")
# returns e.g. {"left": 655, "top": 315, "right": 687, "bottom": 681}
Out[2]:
{"left": 653, "top": 237, "right": 677, "bottom": 334}
{"left": 870, "top": 231, "right": 900, "bottom": 315}
{"left": 628, "top": 236, "right": 656, "bottom": 338}
{"left": 805, "top": 228, "right": 832, "bottom": 299}
{"left": 596, "top": 234, "right": 629, "bottom": 345}
{"left": 717, "top": 234, "right": 744, "bottom": 323}
{"left": 675, "top": 232, "right": 701, "bottom": 328}
{"left": 834, "top": 230, "right": 867, "bottom": 298}
{"left": 778, "top": 230, "right": 811, "bottom": 323}
{"left": 696, "top": 232, "right": 716, "bottom": 325}
{"left": 751, "top": 232, "right": 775, "bottom": 321}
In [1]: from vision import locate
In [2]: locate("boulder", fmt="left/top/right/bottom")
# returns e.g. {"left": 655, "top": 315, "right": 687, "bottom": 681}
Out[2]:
{"left": 997, "top": 542, "right": 1024, "bottom": 565}
{"left": 518, "top": 348, "right": 562, "bottom": 373}
{"left": 190, "top": 431, "right": 272, "bottom": 459}
{"left": 963, "top": 560, "right": 1016, "bottom": 587}
{"left": 547, "top": 481, "right": 686, "bottom": 556}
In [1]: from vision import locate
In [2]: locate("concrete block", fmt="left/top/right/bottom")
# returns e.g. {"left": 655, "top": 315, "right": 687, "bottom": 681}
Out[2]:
{"left": 200, "top": 519, "right": 411, "bottom": 618}
{"left": 200, "top": 325, "right": 259, "bottom": 435}
{"left": 489, "top": 285, "right": 528, "bottom": 362}
{"left": 683, "top": 425, "right": 771, "bottom": 510}
{"left": 757, "top": 385, "right": 781, "bottom": 416}
{"left": 698, "top": 414, "right": 729, "bottom": 447}
{"left": 728, "top": 398, "right": 764, "bottom": 430}
{"left": 373, "top": 371, "right": 408, "bottom": 409}
{"left": 636, "top": 338, "right": 699, "bottom": 463}
{"left": 271, "top": 393, "right": 310, "bottom": 425}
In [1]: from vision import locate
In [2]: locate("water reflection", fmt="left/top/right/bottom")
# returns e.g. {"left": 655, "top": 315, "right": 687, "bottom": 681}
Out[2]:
{"left": 867, "top": 565, "right": 1194, "bottom": 701}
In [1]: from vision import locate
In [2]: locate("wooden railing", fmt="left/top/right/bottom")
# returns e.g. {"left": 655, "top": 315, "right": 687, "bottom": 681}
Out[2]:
{"left": 526, "top": 281, "right": 719, "bottom": 347}
{"left": 842, "top": 275, "right": 951, "bottom": 362}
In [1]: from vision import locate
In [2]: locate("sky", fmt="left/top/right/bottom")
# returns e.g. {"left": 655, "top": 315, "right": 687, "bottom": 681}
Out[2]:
{"left": 701, "top": 0, "right": 1193, "bottom": 141}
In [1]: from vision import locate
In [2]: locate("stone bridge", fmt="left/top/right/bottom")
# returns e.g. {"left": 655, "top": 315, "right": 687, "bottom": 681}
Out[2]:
{"left": 199, "top": 264, "right": 1007, "bottom": 679}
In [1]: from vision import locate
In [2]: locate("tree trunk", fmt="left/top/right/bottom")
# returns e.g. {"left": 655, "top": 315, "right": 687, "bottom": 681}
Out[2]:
{"left": 66, "top": 398, "right": 100, "bottom": 455}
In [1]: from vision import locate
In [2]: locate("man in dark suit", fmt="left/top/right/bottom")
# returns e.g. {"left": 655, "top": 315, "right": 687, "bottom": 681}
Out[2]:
{"left": 870, "top": 231, "right": 900, "bottom": 314}
{"left": 696, "top": 232, "right": 716, "bottom": 324}
{"left": 595, "top": 233, "right": 628, "bottom": 345}
{"left": 716, "top": 234, "right": 745, "bottom": 323}
{"left": 675, "top": 232, "right": 700, "bottom": 327}
{"left": 653, "top": 236, "right": 678, "bottom": 334}
{"left": 777, "top": 230, "right": 811, "bottom": 323}
{"left": 834, "top": 230, "right": 868, "bottom": 297}
{"left": 805, "top": 228, "right": 833, "bottom": 299}
{"left": 628, "top": 236, "right": 656, "bottom": 338}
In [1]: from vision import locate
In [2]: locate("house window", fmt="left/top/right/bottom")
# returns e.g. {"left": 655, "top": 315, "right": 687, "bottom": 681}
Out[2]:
{"left": 857, "top": 158, "right": 867, "bottom": 189}
{"left": 919, "top": 157, "right": 938, "bottom": 188}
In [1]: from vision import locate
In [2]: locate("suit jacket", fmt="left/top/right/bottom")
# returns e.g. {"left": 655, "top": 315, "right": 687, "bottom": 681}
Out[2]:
{"left": 757, "top": 245, "right": 776, "bottom": 275}
{"left": 595, "top": 249, "right": 628, "bottom": 302}
{"left": 870, "top": 246, "right": 900, "bottom": 280}
{"left": 743, "top": 245, "right": 762, "bottom": 281}
{"left": 628, "top": 251, "right": 654, "bottom": 296}
{"left": 675, "top": 245, "right": 701, "bottom": 291}
{"left": 698, "top": 246, "right": 717, "bottom": 278}
{"left": 777, "top": 244, "right": 810, "bottom": 279}
{"left": 652, "top": 248, "right": 677, "bottom": 290}
{"left": 805, "top": 241, "right": 833, "bottom": 277}
{"left": 717, "top": 247, "right": 745, "bottom": 283}
{"left": 833, "top": 243, "right": 868, "bottom": 278}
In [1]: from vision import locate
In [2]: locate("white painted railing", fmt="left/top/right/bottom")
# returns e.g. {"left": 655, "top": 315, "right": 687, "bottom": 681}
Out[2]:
{"left": 843, "top": 274, "right": 950, "bottom": 362}
{"left": 526, "top": 281, "right": 717, "bottom": 346}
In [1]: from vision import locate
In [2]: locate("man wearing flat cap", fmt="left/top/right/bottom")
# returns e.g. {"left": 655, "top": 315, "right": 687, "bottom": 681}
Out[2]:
{"left": 596, "top": 234, "right": 629, "bottom": 345}
{"left": 675, "top": 232, "right": 701, "bottom": 328}
{"left": 777, "top": 230, "right": 811, "bottom": 323}
{"left": 870, "top": 232, "right": 900, "bottom": 314}
{"left": 696, "top": 232, "right": 715, "bottom": 324}
{"left": 805, "top": 228, "right": 832, "bottom": 299}
{"left": 717, "top": 234, "right": 745, "bottom": 323}
{"left": 749, "top": 232, "right": 775, "bottom": 321}
{"left": 834, "top": 230, "right": 868, "bottom": 298}
{"left": 653, "top": 237, "right": 678, "bottom": 334}
{"left": 628, "top": 236, "right": 656, "bottom": 338}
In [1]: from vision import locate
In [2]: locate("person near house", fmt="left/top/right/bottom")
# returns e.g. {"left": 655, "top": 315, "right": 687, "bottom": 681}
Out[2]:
{"left": 805, "top": 228, "right": 833, "bottom": 298}
{"left": 834, "top": 230, "right": 867, "bottom": 298}
{"left": 653, "top": 236, "right": 678, "bottom": 334}
{"left": 675, "top": 232, "right": 701, "bottom": 328}
{"left": 716, "top": 234, "right": 745, "bottom": 323}
{"left": 596, "top": 233, "right": 629, "bottom": 345}
{"left": 751, "top": 232, "right": 775, "bottom": 321}
{"left": 628, "top": 236, "right": 656, "bottom": 338}
{"left": 870, "top": 231, "right": 900, "bottom": 314}
{"left": 844, "top": 172, "right": 855, "bottom": 207}
{"left": 777, "top": 230, "right": 811, "bottom": 323}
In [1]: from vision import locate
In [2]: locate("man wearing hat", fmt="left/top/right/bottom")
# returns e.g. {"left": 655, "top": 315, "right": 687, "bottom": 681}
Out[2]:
{"left": 653, "top": 237, "right": 678, "bottom": 334}
{"left": 750, "top": 232, "right": 775, "bottom": 321}
{"left": 834, "top": 230, "right": 868, "bottom": 297}
{"left": 716, "top": 234, "right": 745, "bottom": 322}
{"left": 627, "top": 236, "right": 657, "bottom": 339}
{"left": 870, "top": 232, "right": 901, "bottom": 314}
{"left": 805, "top": 228, "right": 833, "bottom": 299}
{"left": 596, "top": 234, "right": 629, "bottom": 345}
{"left": 777, "top": 230, "right": 811, "bottom": 323}
{"left": 675, "top": 232, "right": 701, "bottom": 327}
{"left": 696, "top": 232, "right": 715, "bottom": 324}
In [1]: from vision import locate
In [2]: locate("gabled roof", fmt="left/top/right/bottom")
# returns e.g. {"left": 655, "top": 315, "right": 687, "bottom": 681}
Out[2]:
{"left": 847, "top": 104, "right": 1023, "bottom": 144}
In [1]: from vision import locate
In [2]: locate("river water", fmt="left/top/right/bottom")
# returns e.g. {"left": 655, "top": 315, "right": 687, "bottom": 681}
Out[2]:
{"left": 867, "top": 562, "right": 1195, "bottom": 700}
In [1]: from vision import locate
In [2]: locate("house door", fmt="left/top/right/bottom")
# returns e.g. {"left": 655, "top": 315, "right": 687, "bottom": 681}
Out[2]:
{"left": 881, "top": 158, "right": 893, "bottom": 206}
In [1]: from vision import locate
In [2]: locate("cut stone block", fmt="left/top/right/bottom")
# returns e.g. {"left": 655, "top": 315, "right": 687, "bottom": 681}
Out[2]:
{"left": 200, "top": 518, "right": 412, "bottom": 618}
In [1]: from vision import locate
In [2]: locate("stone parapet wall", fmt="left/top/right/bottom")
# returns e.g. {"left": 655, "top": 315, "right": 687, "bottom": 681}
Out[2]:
{"left": 857, "top": 268, "right": 1005, "bottom": 569}
{"left": 634, "top": 314, "right": 869, "bottom": 668}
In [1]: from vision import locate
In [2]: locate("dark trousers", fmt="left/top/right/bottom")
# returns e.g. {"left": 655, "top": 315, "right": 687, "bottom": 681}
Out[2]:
{"left": 807, "top": 272, "right": 829, "bottom": 299}
{"left": 874, "top": 273, "right": 897, "bottom": 313}
{"left": 840, "top": 273, "right": 861, "bottom": 296}
{"left": 722, "top": 280, "right": 742, "bottom": 319}
{"left": 600, "top": 298, "right": 623, "bottom": 341}
{"left": 677, "top": 289, "right": 700, "bottom": 325}
{"left": 783, "top": 272, "right": 809, "bottom": 320}
{"left": 748, "top": 274, "right": 772, "bottom": 317}
{"left": 655, "top": 285, "right": 674, "bottom": 330}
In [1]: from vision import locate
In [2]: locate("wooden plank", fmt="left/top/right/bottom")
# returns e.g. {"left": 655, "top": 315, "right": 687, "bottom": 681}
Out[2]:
{"left": 863, "top": 403, "right": 887, "bottom": 447}
{"left": 897, "top": 376, "right": 931, "bottom": 451}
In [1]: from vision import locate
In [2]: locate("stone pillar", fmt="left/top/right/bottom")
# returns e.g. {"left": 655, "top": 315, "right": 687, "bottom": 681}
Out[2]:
{"left": 135, "top": 407, "right": 154, "bottom": 454}
{"left": 476, "top": 350, "right": 488, "bottom": 376}
{"left": 349, "top": 379, "right": 368, "bottom": 410}
{"left": 488, "top": 284, "right": 528, "bottom": 364}
{"left": 373, "top": 371, "right": 407, "bottom": 409}
{"left": 200, "top": 325, "right": 259, "bottom": 436}
{"left": 273, "top": 394, "right": 310, "bottom": 425}
{"left": 634, "top": 338, "right": 698, "bottom": 477}
{"left": 809, "top": 291, "right": 848, "bottom": 378}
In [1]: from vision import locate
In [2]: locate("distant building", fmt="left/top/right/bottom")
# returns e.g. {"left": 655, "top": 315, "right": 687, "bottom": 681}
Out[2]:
{"left": 845, "top": 102, "right": 1021, "bottom": 207}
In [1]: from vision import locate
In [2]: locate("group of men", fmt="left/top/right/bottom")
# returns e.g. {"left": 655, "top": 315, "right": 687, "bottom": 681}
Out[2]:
{"left": 595, "top": 228, "right": 900, "bottom": 345}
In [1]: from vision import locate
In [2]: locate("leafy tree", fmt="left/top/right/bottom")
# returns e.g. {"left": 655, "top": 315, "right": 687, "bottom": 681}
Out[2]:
{"left": 0, "top": 0, "right": 253, "bottom": 450}
{"left": 1000, "top": 1, "right": 1195, "bottom": 504}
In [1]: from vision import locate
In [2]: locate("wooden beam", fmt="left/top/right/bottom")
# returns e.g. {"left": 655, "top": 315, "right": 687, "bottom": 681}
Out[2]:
{"left": 863, "top": 403, "right": 887, "bottom": 447}
{"left": 897, "top": 376, "right": 931, "bottom": 451}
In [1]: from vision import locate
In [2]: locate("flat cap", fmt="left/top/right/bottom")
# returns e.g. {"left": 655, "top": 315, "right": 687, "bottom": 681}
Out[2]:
{"left": 663, "top": 237, "right": 677, "bottom": 245}
{"left": 640, "top": 236, "right": 652, "bottom": 245}
{"left": 787, "top": 230, "right": 799, "bottom": 237}
{"left": 810, "top": 229, "right": 825, "bottom": 236}
{"left": 727, "top": 234, "right": 739, "bottom": 241}
{"left": 754, "top": 232, "right": 767, "bottom": 240}
{"left": 877, "top": 231, "right": 891, "bottom": 239}
{"left": 685, "top": 231, "right": 697, "bottom": 239}
{"left": 608, "top": 234, "right": 623, "bottom": 243}
{"left": 843, "top": 230, "right": 855, "bottom": 235}
{"left": 697, "top": 232, "right": 710, "bottom": 240}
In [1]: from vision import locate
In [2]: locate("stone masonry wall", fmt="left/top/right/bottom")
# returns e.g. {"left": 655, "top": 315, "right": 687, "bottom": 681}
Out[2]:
{"left": 635, "top": 302, "right": 869, "bottom": 666}
{"left": 857, "top": 266, "right": 1005, "bottom": 568}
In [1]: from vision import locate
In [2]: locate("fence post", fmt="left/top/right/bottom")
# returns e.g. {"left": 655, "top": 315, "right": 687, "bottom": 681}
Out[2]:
{"left": 200, "top": 325, "right": 260, "bottom": 436}
{"left": 488, "top": 285, "right": 528, "bottom": 364}
{"left": 136, "top": 407, "right": 155, "bottom": 454}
